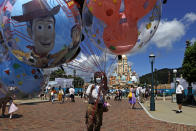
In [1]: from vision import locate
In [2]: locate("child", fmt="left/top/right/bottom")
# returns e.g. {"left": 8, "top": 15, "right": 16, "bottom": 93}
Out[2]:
{"left": 8, "top": 95, "right": 18, "bottom": 119}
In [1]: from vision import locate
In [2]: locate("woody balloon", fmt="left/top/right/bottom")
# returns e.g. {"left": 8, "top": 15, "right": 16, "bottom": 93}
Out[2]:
{"left": 0, "top": 0, "right": 82, "bottom": 68}
{"left": 82, "top": 0, "right": 162, "bottom": 55}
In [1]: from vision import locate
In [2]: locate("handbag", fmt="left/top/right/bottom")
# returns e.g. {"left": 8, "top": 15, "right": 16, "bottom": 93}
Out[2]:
{"left": 128, "top": 92, "right": 132, "bottom": 98}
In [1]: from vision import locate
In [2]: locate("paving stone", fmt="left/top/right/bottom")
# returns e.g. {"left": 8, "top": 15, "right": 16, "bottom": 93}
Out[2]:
{"left": 0, "top": 98, "right": 196, "bottom": 130}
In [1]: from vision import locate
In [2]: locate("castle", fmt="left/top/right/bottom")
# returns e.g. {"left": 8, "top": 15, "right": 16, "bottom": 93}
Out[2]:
{"left": 109, "top": 55, "right": 139, "bottom": 88}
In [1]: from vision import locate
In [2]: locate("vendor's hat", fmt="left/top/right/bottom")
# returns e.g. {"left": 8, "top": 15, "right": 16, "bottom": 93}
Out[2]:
{"left": 176, "top": 80, "right": 180, "bottom": 83}
{"left": 11, "top": 0, "right": 60, "bottom": 22}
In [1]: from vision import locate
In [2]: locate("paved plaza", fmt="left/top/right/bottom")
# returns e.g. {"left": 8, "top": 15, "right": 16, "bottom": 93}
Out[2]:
{"left": 0, "top": 98, "right": 196, "bottom": 131}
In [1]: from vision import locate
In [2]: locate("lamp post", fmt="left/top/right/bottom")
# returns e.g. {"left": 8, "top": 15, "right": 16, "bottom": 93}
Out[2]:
{"left": 173, "top": 69, "right": 177, "bottom": 93}
{"left": 149, "top": 53, "right": 155, "bottom": 111}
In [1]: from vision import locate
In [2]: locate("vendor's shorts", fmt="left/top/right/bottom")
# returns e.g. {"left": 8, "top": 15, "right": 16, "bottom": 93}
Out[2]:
{"left": 176, "top": 94, "right": 183, "bottom": 104}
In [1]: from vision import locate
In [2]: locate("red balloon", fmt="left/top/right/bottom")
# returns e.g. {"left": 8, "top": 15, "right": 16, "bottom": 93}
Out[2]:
{"left": 87, "top": 0, "right": 156, "bottom": 54}
{"left": 125, "top": 0, "right": 157, "bottom": 21}
{"left": 103, "top": 16, "right": 138, "bottom": 54}
{"left": 87, "top": 0, "right": 121, "bottom": 25}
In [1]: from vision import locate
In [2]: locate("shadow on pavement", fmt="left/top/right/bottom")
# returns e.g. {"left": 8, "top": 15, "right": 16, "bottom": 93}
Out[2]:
{"left": 0, "top": 114, "right": 23, "bottom": 119}
{"left": 133, "top": 107, "right": 143, "bottom": 110}
{"left": 12, "top": 114, "right": 23, "bottom": 119}
{"left": 20, "top": 102, "right": 39, "bottom": 105}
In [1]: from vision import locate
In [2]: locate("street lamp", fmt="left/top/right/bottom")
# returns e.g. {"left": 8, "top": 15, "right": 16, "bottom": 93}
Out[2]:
{"left": 173, "top": 69, "right": 177, "bottom": 93}
{"left": 149, "top": 53, "right": 155, "bottom": 111}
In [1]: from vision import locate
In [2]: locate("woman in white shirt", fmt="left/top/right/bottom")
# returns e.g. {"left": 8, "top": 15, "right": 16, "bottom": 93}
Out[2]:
{"left": 176, "top": 80, "right": 184, "bottom": 113}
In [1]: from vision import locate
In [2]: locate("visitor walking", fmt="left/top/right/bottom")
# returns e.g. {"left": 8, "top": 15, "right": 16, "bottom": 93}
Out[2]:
{"left": 136, "top": 85, "right": 142, "bottom": 102}
{"left": 69, "top": 87, "right": 75, "bottom": 102}
{"left": 58, "top": 86, "right": 64, "bottom": 104}
{"left": 65, "top": 87, "right": 70, "bottom": 102}
{"left": 128, "top": 85, "right": 136, "bottom": 109}
{"left": 8, "top": 95, "right": 18, "bottom": 119}
{"left": 50, "top": 87, "right": 56, "bottom": 104}
{"left": 176, "top": 80, "right": 184, "bottom": 113}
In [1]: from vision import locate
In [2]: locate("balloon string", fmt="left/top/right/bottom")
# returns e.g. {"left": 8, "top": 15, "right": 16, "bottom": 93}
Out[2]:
{"left": 80, "top": 43, "right": 102, "bottom": 72}
{"left": 74, "top": 54, "right": 97, "bottom": 71}
{"left": 106, "top": 56, "right": 118, "bottom": 75}
{"left": 71, "top": 59, "right": 95, "bottom": 72}
{"left": 85, "top": 33, "right": 108, "bottom": 72}
{"left": 82, "top": 33, "right": 104, "bottom": 72}
{"left": 80, "top": 46, "right": 99, "bottom": 70}
{"left": 85, "top": 40, "right": 104, "bottom": 72}
{"left": 66, "top": 62, "right": 93, "bottom": 72}
{"left": 83, "top": 43, "right": 102, "bottom": 71}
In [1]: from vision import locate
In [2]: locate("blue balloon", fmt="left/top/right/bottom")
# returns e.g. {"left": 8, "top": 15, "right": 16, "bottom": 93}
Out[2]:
{"left": 0, "top": 43, "right": 44, "bottom": 94}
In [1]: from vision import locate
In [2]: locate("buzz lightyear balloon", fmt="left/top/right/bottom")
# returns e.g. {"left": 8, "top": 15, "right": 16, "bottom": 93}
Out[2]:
{"left": 0, "top": 0, "right": 82, "bottom": 68}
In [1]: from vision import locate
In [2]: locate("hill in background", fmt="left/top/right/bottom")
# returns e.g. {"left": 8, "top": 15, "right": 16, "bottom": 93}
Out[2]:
{"left": 139, "top": 67, "right": 183, "bottom": 84}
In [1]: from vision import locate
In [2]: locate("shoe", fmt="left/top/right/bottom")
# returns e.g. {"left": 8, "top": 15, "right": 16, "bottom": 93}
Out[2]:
{"left": 176, "top": 111, "right": 180, "bottom": 113}
{"left": 176, "top": 110, "right": 182, "bottom": 113}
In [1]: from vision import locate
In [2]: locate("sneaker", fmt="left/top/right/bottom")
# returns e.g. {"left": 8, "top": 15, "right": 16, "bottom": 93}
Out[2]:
{"left": 180, "top": 110, "right": 182, "bottom": 113}
{"left": 176, "top": 111, "right": 181, "bottom": 113}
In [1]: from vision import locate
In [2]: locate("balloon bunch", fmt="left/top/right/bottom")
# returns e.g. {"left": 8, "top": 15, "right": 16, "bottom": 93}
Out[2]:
{"left": 0, "top": 0, "right": 165, "bottom": 98}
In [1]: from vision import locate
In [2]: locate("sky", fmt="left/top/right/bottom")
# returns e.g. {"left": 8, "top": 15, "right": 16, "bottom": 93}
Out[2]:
{"left": 127, "top": 0, "right": 196, "bottom": 76}
{"left": 63, "top": 0, "right": 196, "bottom": 81}
{"left": 1, "top": 0, "right": 196, "bottom": 82}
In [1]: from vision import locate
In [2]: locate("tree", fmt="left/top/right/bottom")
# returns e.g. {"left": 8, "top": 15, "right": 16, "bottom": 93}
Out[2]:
{"left": 182, "top": 41, "right": 196, "bottom": 104}
{"left": 72, "top": 77, "right": 84, "bottom": 88}
{"left": 49, "top": 69, "right": 66, "bottom": 81}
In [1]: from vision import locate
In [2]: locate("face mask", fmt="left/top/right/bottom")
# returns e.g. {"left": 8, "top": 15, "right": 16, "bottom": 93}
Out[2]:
{"left": 96, "top": 78, "right": 102, "bottom": 83}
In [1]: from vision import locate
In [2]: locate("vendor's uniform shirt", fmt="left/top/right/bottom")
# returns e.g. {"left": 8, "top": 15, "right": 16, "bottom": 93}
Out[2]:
{"left": 176, "top": 84, "right": 184, "bottom": 94}
{"left": 86, "top": 84, "right": 104, "bottom": 104}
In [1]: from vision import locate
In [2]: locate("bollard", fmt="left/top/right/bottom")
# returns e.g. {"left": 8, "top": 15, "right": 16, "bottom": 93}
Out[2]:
{"left": 163, "top": 92, "right": 165, "bottom": 101}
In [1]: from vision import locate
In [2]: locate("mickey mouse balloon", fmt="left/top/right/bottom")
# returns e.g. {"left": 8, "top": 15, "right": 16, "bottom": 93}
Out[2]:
{"left": 82, "top": 0, "right": 162, "bottom": 55}
{"left": 0, "top": 0, "right": 82, "bottom": 68}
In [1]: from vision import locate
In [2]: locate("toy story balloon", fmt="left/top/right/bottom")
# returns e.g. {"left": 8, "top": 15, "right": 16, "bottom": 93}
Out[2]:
{"left": 0, "top": 42, "right": 44, "bottom": 94}
{"left": 82, "top": 0, "right": 162, "bottom": 55}
{"left": 0, "top": 0, "right": 82, "bottom": 68}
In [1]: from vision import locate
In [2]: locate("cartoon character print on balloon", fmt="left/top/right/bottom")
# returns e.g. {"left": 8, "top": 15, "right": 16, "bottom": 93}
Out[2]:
{"left": 84, "top": 0, "right": 161, "bottom": 55}
{"left": 0, "top": 38, "right": 44, "bottom": 94}
{"left": 0, "top": 55, "right": 44, "bottom": 94}
{"left": 0, "top": 0, "right": 82, "bottom": 68}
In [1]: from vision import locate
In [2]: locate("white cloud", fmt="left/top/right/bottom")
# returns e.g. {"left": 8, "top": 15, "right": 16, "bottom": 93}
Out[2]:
{"left": 191, "top": 37, "right": 196, "bottom": 44}
{"left": 182, "top": 12, "right": 196, "bottom": 24}
{"left": 151, "top": 12, "right": 196, "bottom": 49}
{"left": 151, "top": 19, "right": 185, "bottom": 48}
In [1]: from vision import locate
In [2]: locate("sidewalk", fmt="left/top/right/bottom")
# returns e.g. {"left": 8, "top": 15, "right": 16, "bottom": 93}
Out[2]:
{"left": 140, "top": 99, "right": 196, "bottom": 126}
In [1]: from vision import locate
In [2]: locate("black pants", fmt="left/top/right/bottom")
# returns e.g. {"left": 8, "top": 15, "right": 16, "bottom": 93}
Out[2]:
{"left": 176, "top": 94, "right": 183, "bottom": 104}
{"left": 70, "top": 94, "right": 75, "bottom": 102}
